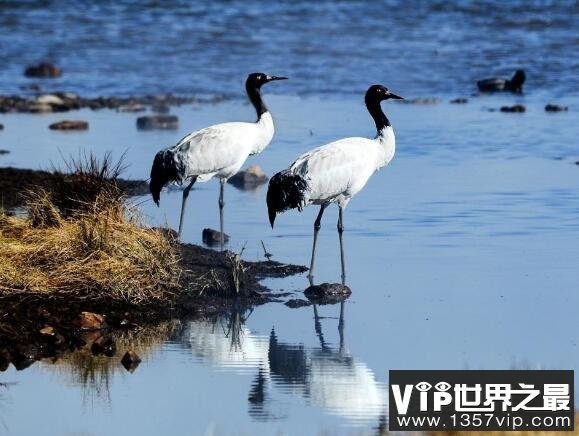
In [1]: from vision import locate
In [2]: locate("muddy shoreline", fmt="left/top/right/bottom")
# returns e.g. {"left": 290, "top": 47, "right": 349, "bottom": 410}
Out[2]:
{"left": 0, "top": 241, "right": 307, "bottom": 371}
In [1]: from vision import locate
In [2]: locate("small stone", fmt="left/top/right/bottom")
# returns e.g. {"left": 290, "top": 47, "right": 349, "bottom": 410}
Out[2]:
{"left": 39, "top": 326, "right": 56, "bottom": 337}
{"left": 136, "top": 115, "right": 179, "bottom": 130}
{"left": 75, "top": 311, "right": 106, "bottom": 330}
{"left": 49, "top": 120, "right": 89, "bottom": 130}
{"left": 117, "top": 104, "right": 146, "bottom": 113}
{"left": 0, "top": 150, "right": 9, "bottom": 155}
{"left": 228, "top": 165, "right": 269, "bottom": 190}
{"left": 0, "top": 123, "right": 4, "bottom": 130}
{"left": 202, "top": 228, "right": 230, "bottom": 246}
{"left": 450, "top": 98, "right": 468, "bottom": 104}
{"left": 545, "top": 104, "right": 568, "bottom": 112}
{"left": 285, "top": 299, "right": 311, "bottom": 308}
{"left": 500, "top": 105, "right": 526, "bottom": 113}
{"left": 304, "top": 282, "right": 352, "bottom": 304}
{"left": 121, "top": 350, "right": 142, "bottom": 372}
{"left": 24, "top": 62, "right": 62, "bottom": 78}
{"left": 37, "top": 94, "right": 64, "bottom": 105}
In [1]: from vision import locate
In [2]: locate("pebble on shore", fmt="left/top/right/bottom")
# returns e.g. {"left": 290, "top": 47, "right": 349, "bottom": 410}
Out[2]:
{"left": 49, "top": 120, "right": 89, "bottom": 131}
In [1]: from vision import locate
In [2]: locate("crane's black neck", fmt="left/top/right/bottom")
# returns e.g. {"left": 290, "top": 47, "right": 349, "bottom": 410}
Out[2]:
{"left": 365, "top": 95, "right": 390, "bottom": 133}
{"left": 246, "top": 81, "right": 267, "bottom": 120}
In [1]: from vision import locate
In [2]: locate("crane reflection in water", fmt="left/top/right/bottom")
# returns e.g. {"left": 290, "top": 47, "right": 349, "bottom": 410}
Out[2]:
{"left": 184, "top": 301, "right": 389, "bottom": 426}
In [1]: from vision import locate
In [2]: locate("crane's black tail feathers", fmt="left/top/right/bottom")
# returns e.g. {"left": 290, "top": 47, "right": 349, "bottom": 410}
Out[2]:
{"left": 150, "top": 149, "right": 182, "bottom": 206}
{"left": 266, "top": 170, "right": 308, "bottom": 228}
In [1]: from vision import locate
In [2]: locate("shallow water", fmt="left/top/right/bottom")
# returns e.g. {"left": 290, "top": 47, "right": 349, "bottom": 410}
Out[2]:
{"left": 1, "top": 89, "right": 579, "bottom": 434}
{"left": 1, "top": 1, "right": 579, "bottom": 97}
{"left": 2, "top": 2, "right": 579, "bottom": 434}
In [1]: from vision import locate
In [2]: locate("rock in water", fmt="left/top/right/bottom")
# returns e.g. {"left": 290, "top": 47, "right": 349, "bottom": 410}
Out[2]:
{"left": 24, "top": 62, "right": 62, "bottom": 78}
{"left": 75, "top": 311, "right": 107, "bottom": 330}
{"left": 49, "top": 120, "right": 89, "bottom": 130}
{"left": 304, "top": 282, "right": 352, "bottom": 304}
{"left": 500, "top": 105, "right": 526, "bottom": 113}
{"left": 121, "top": 350, "right": 142, "bottom": 373}
{"left": 136, "top": 115, "right": 179, "bottom": 130}
{"left": 545, "top": 104, "right": 568, "bottom": 112}
{"left": 0, "top": 123, "right": 4, "bottom": 130}
{"left": 450, "top": 98, "right": 468, "bottom": 104}
{"left": 228, "top": 165, "right": 269, "bottom": 190}
{"left": 202, "top": 228, "right": 230, "bottom": 246}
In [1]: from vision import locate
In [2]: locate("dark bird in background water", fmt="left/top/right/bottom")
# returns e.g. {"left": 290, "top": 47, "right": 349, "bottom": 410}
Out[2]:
{"left": 477, "top": 69, "right": 526, "bottom": 93}
{"left": 266, "top": 85, "right": 402, "bottom": 284}
{"left": 149, "top": 73, "right": 287, "bottom": 247}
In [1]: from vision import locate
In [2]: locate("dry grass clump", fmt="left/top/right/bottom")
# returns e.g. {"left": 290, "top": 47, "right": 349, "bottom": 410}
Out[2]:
{"left": 0, "top": 154, "right": 181, "bottom": 306}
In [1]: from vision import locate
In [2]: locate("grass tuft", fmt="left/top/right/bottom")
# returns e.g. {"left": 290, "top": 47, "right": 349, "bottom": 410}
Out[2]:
{"left": 0, "top": 154, "right": 181, "bottom": 306}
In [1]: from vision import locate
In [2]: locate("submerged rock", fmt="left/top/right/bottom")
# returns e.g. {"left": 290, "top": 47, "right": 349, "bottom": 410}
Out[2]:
{"left": 545, "top": 104, "right": 568, "bottom": 112}
{"left": 0, "top": 123, "right": 4, "bottom": 130}
{"left": 136, "top": 115, "right": 179, "bottom": 130}
{"left": 24, "top": 62, "right": 62, "bottom": 78}
{"left": 121, "top": 350, "right": 142, "bottom": 373}
{"left": 304, "top": 282, "right": 352, "bottom": 304}
{"left": 228, "top": 165, "right": 269, "bottom": 190}
{"left": 500, "top": 105, "right": 526, "bottom": 113}
{"left": 49, "top": 120, "right": 89, "bottom": 130}
{"left": 202, "top": 228, "right": 230, "bottom": 246}
{"left": 75, "top": 311, "right": 107, "bottom": 330}
{"left": 450, "top": 97, "right": 468, "bottom": 104}
{"left": 0, "top": 150, "right": 9, "bottom": 155}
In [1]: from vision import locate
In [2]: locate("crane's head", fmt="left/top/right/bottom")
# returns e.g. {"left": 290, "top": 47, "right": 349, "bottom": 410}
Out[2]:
{"left": 150, "top": 149, "right": 180, "bottom": 206}
{"left": 246, "top": 72, "right": 288, "bottom": 89}
{"left": 365, "top": 85, "right": 403, "bottom": 102}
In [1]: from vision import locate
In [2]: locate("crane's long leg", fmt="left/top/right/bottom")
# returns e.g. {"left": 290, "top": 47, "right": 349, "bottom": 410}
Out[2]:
{"left": 219, "top": 178, "right": 226, "bottom": 251}
{"left": 338, "top": 205, "right": 346, "bottom": 284}
{"left": 178, "top": 177, "right": 197, "bottom": 239}
{"left": 308, "top": 204, "right": 327, "bottom": 284}
{"left": 338, "top": 301, "right": 345, "bottom": 355}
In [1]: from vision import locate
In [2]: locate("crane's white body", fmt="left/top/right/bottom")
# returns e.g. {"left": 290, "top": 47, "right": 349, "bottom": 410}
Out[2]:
{"left": 289, "top": 126, "right": 395, "bottom": 208}
{"left": 172, "top": 111, "right": 274, "bottom": 183}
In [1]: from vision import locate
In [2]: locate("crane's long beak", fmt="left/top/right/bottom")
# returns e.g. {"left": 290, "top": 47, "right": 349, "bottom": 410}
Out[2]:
{"left": 267, "top": 75, "right": 288, "bottom": 81}
{"left": 389, "top": 93, "right": 403, "bottom": 99}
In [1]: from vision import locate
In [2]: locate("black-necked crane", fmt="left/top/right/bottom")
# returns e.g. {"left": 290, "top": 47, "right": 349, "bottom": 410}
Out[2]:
{"left": 266, "top": 84, "right": 402, "bottom": 283}
{"left": 150, "top": 72, "right": 287, "bottom": 247}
